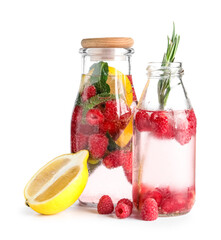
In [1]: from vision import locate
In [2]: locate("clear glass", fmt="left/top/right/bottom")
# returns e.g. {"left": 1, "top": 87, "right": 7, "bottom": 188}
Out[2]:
{"left": 71, "top": 48, "right": 137, "bottom": 206}
{"left": 133, "top": 62, "right": 196, "bottom": 216}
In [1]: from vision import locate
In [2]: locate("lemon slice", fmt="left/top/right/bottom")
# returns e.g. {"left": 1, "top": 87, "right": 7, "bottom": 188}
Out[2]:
{"left": 115, "top": 117, "right": 133, "bottom": 148}
{"left": 24, "top": 150, "right": 89, "bottom": 215}
{"left": 107, "top": 67, "right": 133, "bottom": 106}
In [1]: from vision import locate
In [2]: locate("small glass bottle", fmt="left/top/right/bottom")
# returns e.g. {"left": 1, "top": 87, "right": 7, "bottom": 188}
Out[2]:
{"left": 71, "top": 38, "right": 137, "bottom": 206}
{"left": 133, "top": 62, "right": 196, "bottom": 216}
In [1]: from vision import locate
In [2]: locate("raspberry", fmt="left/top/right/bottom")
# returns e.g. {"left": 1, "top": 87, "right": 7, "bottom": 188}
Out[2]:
{"left": 117, "top": 198, "right": 133, "bottom": 211}
{"left": 141, "top": 198, "right": 158, "bottom": 221}
{"left": 103, "top": 150, "right": 122, "bottom": 169}
{"left": 99, "top": 120, "right": 119, "bottom": 136}
{"left": 160, "top": 195, "right": 186, "bottom": 214}
{"left": 103, "top": 100, "right": 118, "bottom": 121}
{"left": 86, "top": 109, "right": 104, "bottom": 126}
{"left": 140, "top": 189, "right": 163, "bottom": 208}
{"left": 71, "top": 133, "right": 88, "bottom": 152}
{"left": 103, "top": 100, "right": 131, "bottom": 122}
{"left": 135, "top": 110, "right": 151, "bottom": 132}
{"left": 150, "top": 111, "right": 169, "bottom": 136}
{"left": 81, "top": 85, "right": 96, "bottom": 102}
{"left": 175, "top": 121, "right": 192, "bottom": 145}
{"left": 186, "top": 109, "right": 197, "bottom": 136}
{"left": 88, "top": 134, "right": 108, "bottom": 158}
{"left": 115, "top": 203, "right": 131, "bottom": 219}
{"left": 97, "top": 195, "right": 114, "bottom": 214}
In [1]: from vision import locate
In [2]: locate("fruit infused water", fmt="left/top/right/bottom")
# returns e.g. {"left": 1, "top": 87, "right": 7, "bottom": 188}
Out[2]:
{"left": 133, "top": 109, "right": 196, "bottom": 215}
{"left": 71, "top": 39, "right": 137, "bottom": 206}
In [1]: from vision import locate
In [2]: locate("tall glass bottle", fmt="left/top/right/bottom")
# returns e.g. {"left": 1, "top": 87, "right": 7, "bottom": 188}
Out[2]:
{"left": 133, "top": 62, "right": 196, "bottom": 216}
{"left": 71, "top": 38, "right": 137, "bottom": 206}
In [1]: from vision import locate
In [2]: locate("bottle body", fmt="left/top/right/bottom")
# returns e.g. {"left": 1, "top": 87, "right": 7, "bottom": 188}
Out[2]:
{"left": 71, "top": 48, "right": 137, "bottom": 205}
{"left": 133, "top": 63, "right": 196, "bottom": 216}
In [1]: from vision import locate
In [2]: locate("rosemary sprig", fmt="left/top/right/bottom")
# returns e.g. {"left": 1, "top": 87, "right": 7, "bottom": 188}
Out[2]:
{"left": 158, "top": 23, "right": 180, "bottom": 109}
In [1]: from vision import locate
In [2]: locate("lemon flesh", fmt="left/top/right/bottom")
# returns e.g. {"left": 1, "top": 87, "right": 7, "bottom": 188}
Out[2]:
{"left": 107, "top": 66, "right": 133, "bottom": 107}
{"left": 24, "top": 150, "right": 89, "bottom": 215}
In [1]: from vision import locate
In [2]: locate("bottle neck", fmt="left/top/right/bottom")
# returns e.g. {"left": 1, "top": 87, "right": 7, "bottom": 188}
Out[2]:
{"left": 80, "top": 48, "right": 134, "bottom": 75}
{"left": 138, "top": 62, "right": 191, "bottom": 111}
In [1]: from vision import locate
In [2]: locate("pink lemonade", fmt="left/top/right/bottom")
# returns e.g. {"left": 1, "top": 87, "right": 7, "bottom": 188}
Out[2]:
{"left": 133, "top": 109, "right": 196, "bottom": 216}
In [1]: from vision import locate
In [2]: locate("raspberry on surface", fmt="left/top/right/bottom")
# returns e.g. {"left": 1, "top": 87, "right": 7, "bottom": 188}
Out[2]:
{"left": 88, "top": 133, "right": 108, "bottom": 158}
{"left": 115, "top": 202, "right": 131, "bottom": 219}
{"left": 135, "top": 110, "right": 151, "bottom": 132}
{"left": 97, "top": 195, "right": 114, "bottom": 214}
{"left": 141, "top": 198, "right": 158, "bottom": 221}
{"left": 71, "top": 133, "right": 88, "bottom": 153}
{"left": 81, "top": 85, "right": 96, "bottom": 102}
{"left": 86, "top": 109, "right": 104, "bottom": 126}
{"left": 117, "top": 198, "right": 133, "bottom": 211}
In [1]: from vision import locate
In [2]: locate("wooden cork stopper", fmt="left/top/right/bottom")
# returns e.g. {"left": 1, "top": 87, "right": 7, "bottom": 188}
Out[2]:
{"left": 81, "top": 37, "right": 134, "bottom": 48}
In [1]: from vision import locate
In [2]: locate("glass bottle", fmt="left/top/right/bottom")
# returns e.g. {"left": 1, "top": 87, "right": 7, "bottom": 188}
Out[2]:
{"left": 71, "top": 38, "right": 137, "bottom": 206}
{"left": 133, "top": 62, "right": 196, "bottom": 216}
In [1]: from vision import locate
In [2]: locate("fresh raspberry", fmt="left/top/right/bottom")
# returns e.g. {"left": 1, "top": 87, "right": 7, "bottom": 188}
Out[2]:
{"left": 97, "top": 195, "right": 114, "bottom": 214}
{"left": 117, "top": 198, "right": 133, "bottom": 211}
{"left": 150, "top": 111, "right": 169, "bottom": 137}
{"left": 121, "top": 151, "right": 133, "bottom": 184}
{"left": 141, "top": 198, "right": 158, "bottom": 221}
{"left": 99, "top": 120, "right": 119, "bottom": 136}
{"left": 175, "top": 122, "right": 192, "bottom": 145}
{"left": 103, "top": 150, "right": 121, "bottom": 169}
{"left": 135, "top": 110, "right": 151, "bottom": 132}
{"left": 186, "top": 109, "right": 197, "bottom": 136}
{"left": 140, "top": 189, "right": 163, "bottom": 208}
{"left": 86, "top": 109, "right": 104, "bottom": 126}
{"left": 88, "top": 133, "right": 108, "bottom": 158}
{"left": 103, "top": 100, "right": 131, "bottom": 122}
{"left": 160, "top": 195, "right": 186, "bottom": 214}
{"left": 115, "top": 203, "right": 131, "bottom": 219}
{"left": 103, "top": 100, "right": 118, "bottom": 121}
{"left": 81, "top": 85, "right": 96, "bottom": 102}
{"left": 71, "top": 133, "right": 88, "bottom": 152}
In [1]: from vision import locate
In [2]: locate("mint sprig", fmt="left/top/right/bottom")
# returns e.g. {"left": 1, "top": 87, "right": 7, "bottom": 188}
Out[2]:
{"left": 89, "top": 61, "right": 110, "bottom": 94}
{"left": 158, "top": 23, "right": 180, "bottom": 109}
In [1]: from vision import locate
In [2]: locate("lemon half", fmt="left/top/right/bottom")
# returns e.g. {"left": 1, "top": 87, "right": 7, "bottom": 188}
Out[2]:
{"left": 24, "top": 151, "right": 89, "bottom": 215}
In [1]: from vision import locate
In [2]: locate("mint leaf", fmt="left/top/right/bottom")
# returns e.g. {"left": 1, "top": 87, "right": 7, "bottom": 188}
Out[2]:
{"left": 81, "top": 93, "right": 116, "bottom": 117}
{"left": 106, "top": 132, "right": 120, "bottom": 151}
{"left": 89, "top": 61, "right": 110, "bottom": 94}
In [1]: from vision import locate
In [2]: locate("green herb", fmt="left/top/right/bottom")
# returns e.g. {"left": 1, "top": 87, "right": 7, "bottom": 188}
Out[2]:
{"left": 158, "top": 23, "right": 180, "bottom": 109}
{"left": 89, "top": 61, "right": 110, "bottom": 94}
{"left": 106, "top": 132, "right": 120, "bottom": 152}
{"left": 81, "top": 93, "right": 116, "bottom": 118}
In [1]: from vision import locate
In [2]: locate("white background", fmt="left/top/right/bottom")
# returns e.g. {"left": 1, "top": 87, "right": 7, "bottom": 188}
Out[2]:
{"left": 0, "top": 0, "right": 220, "bottom": 239}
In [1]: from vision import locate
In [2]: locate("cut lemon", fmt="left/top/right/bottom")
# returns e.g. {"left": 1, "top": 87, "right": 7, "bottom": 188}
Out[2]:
{"left": 107, "top": 67, "right": 133, "bottom": 106}
{"left": 115, "top": 117, "right": 133, "bottom": 148}
{"left": 24, "top": 150, "right": 89, "bottom": 215}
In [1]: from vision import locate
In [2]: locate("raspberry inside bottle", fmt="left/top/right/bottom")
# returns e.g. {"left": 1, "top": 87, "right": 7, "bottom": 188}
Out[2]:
{"left": 71, "top": 38, "right": 137, "bottom": 206}
{"left": 133, "top": 62, "right": 196, "bottom": 216}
